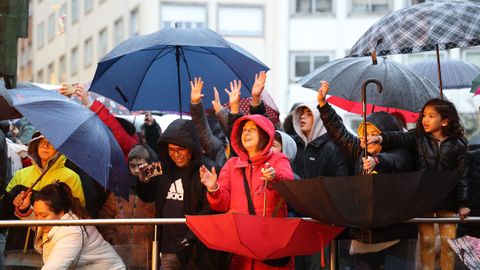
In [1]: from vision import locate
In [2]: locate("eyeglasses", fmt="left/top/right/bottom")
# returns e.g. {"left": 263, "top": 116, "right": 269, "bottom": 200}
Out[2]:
{"left": 242, "top": 127, "right": 258, "bottom": 134}
{"left": 168, "top": 147, "right": 189, "bottom": 155}
{"left": 38, "top": 140, "right": 54, "bottom": 149}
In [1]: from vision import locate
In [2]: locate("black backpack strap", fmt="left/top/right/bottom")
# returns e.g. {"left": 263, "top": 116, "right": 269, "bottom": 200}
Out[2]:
{"left": 241, "top": 168, "right": 256, "bottom": 216}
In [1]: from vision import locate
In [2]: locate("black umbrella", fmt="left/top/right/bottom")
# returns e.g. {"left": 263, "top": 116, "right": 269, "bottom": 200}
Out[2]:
{"left": 0, "top": 84, "right": 21, "bottom": 120}
{"left": 347, "top": 0, "right": 480, "bottom": 98}
{"left": 410, "top": 59, "right": 480, "bottom": 90}
{"left": 298, "top": 56, "right": 439, "bottom": 113}
{"left": 273, "top": 170, "right": 460, "bottom": 228}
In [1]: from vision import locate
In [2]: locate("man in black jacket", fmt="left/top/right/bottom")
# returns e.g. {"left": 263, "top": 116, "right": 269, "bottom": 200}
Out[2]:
{"left": 291, "top": 101, "right": 350, "bottom": 270}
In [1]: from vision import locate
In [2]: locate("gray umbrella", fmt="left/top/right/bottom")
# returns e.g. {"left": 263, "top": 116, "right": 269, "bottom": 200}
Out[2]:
{"left": 347, "top": 0, "right": 480, "bottom": 98}
{"left": 298, "top": 56, "right": 439, "bottom": 112}
{"left": 410, "top": 59, "right": 480, "bottom": 90}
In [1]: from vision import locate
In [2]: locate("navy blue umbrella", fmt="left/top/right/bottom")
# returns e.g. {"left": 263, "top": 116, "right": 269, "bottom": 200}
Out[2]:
{"left": 89, "top": 27, "right": 269, "bottom": 115}
{"left": 8, "top": 86, "right": 129, "bottom": 198}
{"left": 410, "top": 59, "right": 480, "bottom": 90}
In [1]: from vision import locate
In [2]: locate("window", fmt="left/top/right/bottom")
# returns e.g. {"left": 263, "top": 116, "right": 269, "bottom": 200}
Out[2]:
{"left": 37, "top": 69, "right": 44, "bottom": 83}
{"left": 98, "top": 28, "right": 108, "bottom": 59}
{"left": 47, "top": 62, "right": 55, "bottom": 84}
{"left": 59, "top": 55, "right": 66, "bottom": 82}
{"left": 71, "top": 47, "right": 78, "bottom": 76}
{"left": 84, "top": 37, "right": 93, "bottom": 67}
{"left": 290, "top": 52, "right": 332, "bottom": 81}
{"left": 160, "top": 4, "right": 206, "bottom": 29}
{"left": 351, "top": 0, "right": 391, "bottom": 13}
{"left": 71, "top": 0, "right": 79, "bottom": 24}
{"left": 113, "top": 18, "right": 124, "bottom": 46}
{"left": 294, "top": 0, "right": 332, "bottom": 14}
{"left": 47, "top": 13, "right": 55, "bottom": 41}
{"left": 59, "top": 4, "right": 67, "bottom": 33}
{"left": 218, "top": 6, "right": 263, "bottom": 36}
{"left": 37, "top": 21, "right": 45, "bottom": 49}
{"left": 462, "top": 48, "right": 480, "bottom": 67}
{"left": 85, "top": 0, "right": 93, "bottom": 14}
{"left": 129, "top": 7, "right": 139, "bottom": 36}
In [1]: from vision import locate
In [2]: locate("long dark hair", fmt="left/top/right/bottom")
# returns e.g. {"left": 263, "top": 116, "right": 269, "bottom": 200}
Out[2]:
{"left": 33, "top": 182, "right": 89, "bottom": 219}
{"left": 415, "top": 98, "right": 464, "bottom": 138}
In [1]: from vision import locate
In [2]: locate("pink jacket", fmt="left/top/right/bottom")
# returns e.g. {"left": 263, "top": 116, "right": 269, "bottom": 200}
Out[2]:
{"left": 207, "top": 115, "right": 294, "bottom": 270}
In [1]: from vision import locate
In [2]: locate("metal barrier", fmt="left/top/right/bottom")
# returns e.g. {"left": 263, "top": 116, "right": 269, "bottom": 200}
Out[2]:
{"left": 1, "top": 217, "right": 479, "bottom": 270}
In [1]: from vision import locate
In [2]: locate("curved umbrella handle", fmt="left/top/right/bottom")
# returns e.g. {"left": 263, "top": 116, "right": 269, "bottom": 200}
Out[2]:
{"left": 361, "top": 79, "right": 383, "bottom": 170}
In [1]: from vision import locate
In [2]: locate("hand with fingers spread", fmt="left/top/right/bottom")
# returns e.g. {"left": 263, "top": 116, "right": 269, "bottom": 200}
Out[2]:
{"left": 211, "top": 87, "right": 224, "bottom": 113}
{"left": 13, "top": 190, "right": 32, "bottom": 211}
{"left": 317, "top": 80, "right": 329, "bottom": 107}
{"left": 251, "top": 71, "right": 267, "bottom": 107}
{"left": 225, "top": 80, "right": 242, "bottom": 114}
{"left": 199, "top": 165, "right": 219, "bottom": 192}
{"left": 190, "top": 77, "right": 204, "bottom": 104}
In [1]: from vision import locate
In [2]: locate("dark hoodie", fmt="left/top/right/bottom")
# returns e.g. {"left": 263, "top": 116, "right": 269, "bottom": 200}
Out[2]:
{"left": 136, "top": 119, "right": 213, "bottom": 252}
{"left": 319, "top": 103, "right": 411, "bottom": 174}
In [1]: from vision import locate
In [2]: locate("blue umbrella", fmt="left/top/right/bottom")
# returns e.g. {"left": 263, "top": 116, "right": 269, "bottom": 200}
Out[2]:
{"left": 8, "top": 86, "right": 129, "bottom": 198}
{"left": 89, "top": 27, "right": 269, "bottom": 115}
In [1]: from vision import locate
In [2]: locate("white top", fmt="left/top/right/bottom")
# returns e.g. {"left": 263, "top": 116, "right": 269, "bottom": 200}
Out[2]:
{"left": 34, "top": 212, "right": 126, "bottom": 270}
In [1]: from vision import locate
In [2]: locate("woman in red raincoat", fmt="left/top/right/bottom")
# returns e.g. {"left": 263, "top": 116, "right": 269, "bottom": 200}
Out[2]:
{"left": 200, "top": 114, "right": 294, "bottom": 270}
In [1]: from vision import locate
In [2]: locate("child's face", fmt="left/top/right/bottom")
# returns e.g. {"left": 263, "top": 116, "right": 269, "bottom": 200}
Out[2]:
{"left": 299, "top": 108, "right": 314, "bottom": 136}
{"left": 422, "top": 105, "right": 448, "bottom": 134}
{"left": 366, "top": 125, "right": 382, "bottom": 155}
{"left": 271, "top": 139, "right": 282, "bottom": 153}
{"left": 129, "top": 158, "right": 148, "bottom": 176}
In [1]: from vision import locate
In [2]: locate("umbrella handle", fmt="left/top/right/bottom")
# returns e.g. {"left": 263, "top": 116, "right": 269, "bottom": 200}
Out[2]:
{"left": 361, "top": 79, "right": 382, "bottom": 173}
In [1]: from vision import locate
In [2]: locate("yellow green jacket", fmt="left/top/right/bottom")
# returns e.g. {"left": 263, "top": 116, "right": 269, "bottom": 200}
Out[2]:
{"left": 6, "top": 154, "right": 85, "bottom": 206}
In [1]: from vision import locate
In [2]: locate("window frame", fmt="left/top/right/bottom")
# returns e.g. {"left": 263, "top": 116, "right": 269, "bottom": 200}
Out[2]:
{"left": 290, "top": 51, "right": 334, "bottom": 82}
{"left": 217, "top": 4, "right": 264, "bottom": 37}
{"left": 291, "top": 0, "right": 334, "bottom": 16}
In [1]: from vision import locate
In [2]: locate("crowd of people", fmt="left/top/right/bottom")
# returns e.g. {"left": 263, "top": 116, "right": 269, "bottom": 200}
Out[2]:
{"left": 0, "top": 71, "right": 479, "bottom": 270}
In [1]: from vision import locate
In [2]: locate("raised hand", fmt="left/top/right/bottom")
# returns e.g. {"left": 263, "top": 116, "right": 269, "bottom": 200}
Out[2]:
{"left": 71, "top": 83, "right": 93, "bottom": 107}
{"left": 225, "top": 80, "right": 242, "bottom": 114}
{"left": 251, "top": 71, "right": 267, "bottom": 107}
{"left": 211, "top": 87, "right": 223, "bottom": 113}
{"left": 317, "top": 80, "right": 329, "bottom": 107}
{"left": 190, "top": 77, "right": 204, "bottom": 104}
{"left": 199, "top": 165, "right": 218, "bottom": 191}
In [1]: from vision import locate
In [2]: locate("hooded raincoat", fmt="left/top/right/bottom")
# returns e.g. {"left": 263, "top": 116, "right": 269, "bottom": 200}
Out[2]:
{"left": 207, "top": 114, "right": 294, "bottom": 270}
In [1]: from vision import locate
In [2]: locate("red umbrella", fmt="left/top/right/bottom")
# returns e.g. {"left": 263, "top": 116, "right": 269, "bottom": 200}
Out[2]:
{"left": 327, "top": 95, "right": 419, "bottom": 123}
{"left": 186, "top": 213, "right": 344, "bottom": 261}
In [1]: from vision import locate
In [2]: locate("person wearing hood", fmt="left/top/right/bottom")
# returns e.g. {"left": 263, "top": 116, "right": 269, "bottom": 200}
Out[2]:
{"left": 317, "top": 81, "right": 416, "bottom": 269}
{"left": 200, "top": 114, "right": 295, "bottom": 270}
{"left": 5, "top": 131, "right": 85, "bottom": 251}
{"left": 291, "top": 95, "right": 349, "bottom": 270}
{"left": 97, "top": 144, "right": 156, "bottom": 269}
{"left": 136, "top": 119, "right": 227, "bottom": 270}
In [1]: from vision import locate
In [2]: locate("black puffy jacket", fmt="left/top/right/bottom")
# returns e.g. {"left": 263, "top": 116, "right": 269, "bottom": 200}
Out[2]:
{"left": 318, "top": 103, "right": 411, "bottom": 175}
{"left": 381, "top": 130, "right": 470, "bottom": 210}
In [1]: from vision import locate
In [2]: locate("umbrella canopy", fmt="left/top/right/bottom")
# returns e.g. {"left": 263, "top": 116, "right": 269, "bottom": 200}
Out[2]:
{"left": 272, "top": 170, "right": 460, "bottom": 228}
{"left": 410, "top": 59, "right": 480, "bottom": 90}
{"left": 186, "top": 213, "right": 344, "bottom": 260}
{"left": 347, "top": 0, "right": 480, "bottom": 97}
{"left": 472, "top": 73, "right": 480, "bottom": 95}
{"left": 0, "top": 85, "right": 22, "bottom": 120}
{"left": 447, "top": 236, "right": 480, "bottom": 269}
{"left": 224, "top": 91, "right": 280, "bottom": 125}
{"left": 90, "top": 27, "right": 269, "bottom": 115}
{"left": 298, "top": 56, "right": 439, "bottom": 113}
{"left": 8, "top": 86, "right": 129, "bottom": 198}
